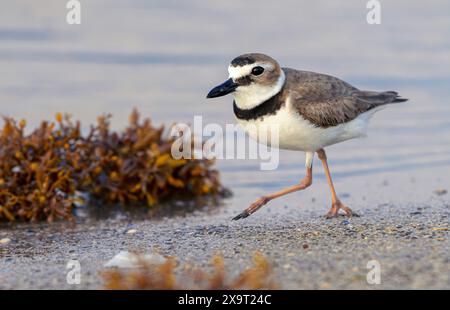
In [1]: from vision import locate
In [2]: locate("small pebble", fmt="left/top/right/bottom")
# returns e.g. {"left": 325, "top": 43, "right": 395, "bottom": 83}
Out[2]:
{"left": 320, "top": 282, "right": 331, "bottom": 289}
{"left": 431, "top": 227, "right": 448, "bottom": 231}
{"left": 0, "top": 238, "right": 11, "bottom": 245}
{"left": 341, "top": 220, "right": 350, "bottom": 225}
{"left": 434, "top": 189, "right": 447, "bottom": 196}
{"left": 126, "top": 229, "right": 137, "bottom": 234}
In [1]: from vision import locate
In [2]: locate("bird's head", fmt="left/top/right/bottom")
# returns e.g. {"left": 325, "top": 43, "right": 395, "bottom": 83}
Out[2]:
{"left": 206, "top": 53, "right": 285, "bottom": 109}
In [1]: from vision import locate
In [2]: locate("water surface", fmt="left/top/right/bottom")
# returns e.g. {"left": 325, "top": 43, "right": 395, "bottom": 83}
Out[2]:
{"left": 1, "top": 1, "right": 449, "bottom": 214}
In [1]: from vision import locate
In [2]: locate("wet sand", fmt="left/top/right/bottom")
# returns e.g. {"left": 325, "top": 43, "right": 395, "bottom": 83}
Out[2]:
{"left": 1, "top": 166, "right": 448, "bottom": 289}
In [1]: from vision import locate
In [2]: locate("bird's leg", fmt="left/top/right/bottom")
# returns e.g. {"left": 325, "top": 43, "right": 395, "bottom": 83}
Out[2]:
{"left": 232, "top": 166, "right": 313, "bottom": 220}
{"left": 317, "top": 149, "right": 358, "bottom": 218}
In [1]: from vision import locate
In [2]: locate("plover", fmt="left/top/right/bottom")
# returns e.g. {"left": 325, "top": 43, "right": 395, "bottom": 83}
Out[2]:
{"left": 206, "top": 53, "right": 407, "bottom": 220}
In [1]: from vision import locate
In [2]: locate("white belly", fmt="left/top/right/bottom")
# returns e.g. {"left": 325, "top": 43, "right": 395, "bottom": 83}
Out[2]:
{"left": 237, "top": 101, "right": 373, "bottom": 152}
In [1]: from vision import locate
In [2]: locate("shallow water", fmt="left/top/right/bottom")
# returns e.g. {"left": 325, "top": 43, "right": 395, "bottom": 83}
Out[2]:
{"left": 0, "top": 0, "right": 449, "bottom": 213}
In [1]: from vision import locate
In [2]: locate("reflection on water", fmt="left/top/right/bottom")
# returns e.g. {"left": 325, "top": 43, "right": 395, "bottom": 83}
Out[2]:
{"left": 0, "top": 50, "right": 224, "bottom": 65}
{"left": 0, "top": 0, "right": 449, "bottom": 201}
{"left": 73, "top": 195, "right": 229, "bottom": 222}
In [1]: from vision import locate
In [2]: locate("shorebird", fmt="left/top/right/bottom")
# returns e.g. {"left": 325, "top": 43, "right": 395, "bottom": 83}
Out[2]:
{"left": 206, "top": 53, "right": 407, "bottom": 220}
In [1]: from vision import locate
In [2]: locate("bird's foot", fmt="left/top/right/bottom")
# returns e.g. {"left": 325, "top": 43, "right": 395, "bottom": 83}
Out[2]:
{"left": 232, "top": 196, "right": 270, "bottom": 221}
{"left": 325, "top": 200, "right": 359, "bottom": 219}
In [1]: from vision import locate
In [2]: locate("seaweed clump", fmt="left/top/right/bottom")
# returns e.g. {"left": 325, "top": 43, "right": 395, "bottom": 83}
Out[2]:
{"left": 0, "top": 110, "right": 224, "bottom": 222}
{"left": 102, "top": 252, "right": 276, "bottom": 290}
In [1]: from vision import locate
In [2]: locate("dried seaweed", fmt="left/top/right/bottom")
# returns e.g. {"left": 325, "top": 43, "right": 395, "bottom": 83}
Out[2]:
{"left": 102, "top": 252, "right": 277, "bottom": 290}
{"left": 0, "top": 110, "right": 225, "bottom": 222}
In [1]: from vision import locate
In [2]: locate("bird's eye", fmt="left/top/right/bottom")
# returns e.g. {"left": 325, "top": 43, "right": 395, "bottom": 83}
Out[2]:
{"left": 251, "top": 66, "right": 264, "bottom": 76}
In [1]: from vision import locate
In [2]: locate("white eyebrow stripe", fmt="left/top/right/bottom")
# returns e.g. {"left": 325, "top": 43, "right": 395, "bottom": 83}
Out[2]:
{"left": 228, "top": 64, "right": 253, "bottom": 79}
{"left": 228, "top": 62, "right": 273, "bottom": 80}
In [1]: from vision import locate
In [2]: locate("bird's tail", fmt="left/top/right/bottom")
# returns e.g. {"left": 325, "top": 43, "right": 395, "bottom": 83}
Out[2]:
{"left": 384, "top": 91, "right": 408, "bottom": 103}
{"left": 358, "top": 90, "right": 408, "bottom": 106}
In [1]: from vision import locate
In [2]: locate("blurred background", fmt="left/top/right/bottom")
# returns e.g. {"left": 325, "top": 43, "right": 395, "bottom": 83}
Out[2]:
{"left": 0, "top": 0, "right": 449, "bottom": 210}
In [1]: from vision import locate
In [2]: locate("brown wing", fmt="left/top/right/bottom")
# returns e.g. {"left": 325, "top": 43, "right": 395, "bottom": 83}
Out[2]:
{"left": 283, "top": 68, "right": 407, "bottom": 128}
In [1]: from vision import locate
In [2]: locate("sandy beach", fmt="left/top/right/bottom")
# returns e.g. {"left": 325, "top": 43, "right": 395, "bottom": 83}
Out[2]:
{"left": 1, "top": 165, "right": 448, "bottom": 289}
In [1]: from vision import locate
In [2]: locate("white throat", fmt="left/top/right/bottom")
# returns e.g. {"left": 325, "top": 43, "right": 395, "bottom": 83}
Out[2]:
{"left": 232, "top": 71, "right": 285, "bottom": 110}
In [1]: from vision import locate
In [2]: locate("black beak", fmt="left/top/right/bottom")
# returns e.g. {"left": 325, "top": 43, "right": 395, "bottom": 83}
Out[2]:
{"left": 206, "top": 78, "right": 238, "bottom": 98}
